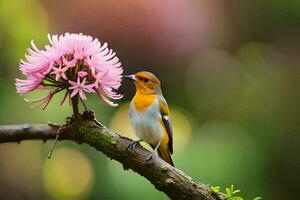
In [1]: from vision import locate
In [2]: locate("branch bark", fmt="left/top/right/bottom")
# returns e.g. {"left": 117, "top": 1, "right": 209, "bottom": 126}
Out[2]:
{"left": 0, "top": 111, "right": 225, "bottom": 200}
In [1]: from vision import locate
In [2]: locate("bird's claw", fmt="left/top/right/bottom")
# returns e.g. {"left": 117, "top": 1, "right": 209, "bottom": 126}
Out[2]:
{"left": 145, "top": 153, "right": 154, "bottom": 163}
{"left": 127, "top": 140, "right": 139, "bottom": 152}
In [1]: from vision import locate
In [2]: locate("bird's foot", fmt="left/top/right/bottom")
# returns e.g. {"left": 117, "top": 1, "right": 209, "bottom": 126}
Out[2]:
{"left": 127, "top": 140, "right": 140, "bottom": 153}
{"left": 145, "top": 153, "right": 155, "bottom": 163}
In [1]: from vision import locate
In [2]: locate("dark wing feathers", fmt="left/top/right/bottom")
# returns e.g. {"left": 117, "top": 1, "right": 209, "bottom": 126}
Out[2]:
{"left": 162, "top": 115, "right": 173, "bottom": 154}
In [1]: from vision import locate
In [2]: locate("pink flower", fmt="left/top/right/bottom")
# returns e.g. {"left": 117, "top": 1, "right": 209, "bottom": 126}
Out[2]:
{"left": 16, "top": 33, "right": 123, "bottom": 109}
{"left": 68, "top": 77, "right": 95, "bottom": 100}
{"left": 78, "top": 71, "right": 88, "bottom": 78}
{"left": 51, "top": 66, "right": 68, "bottom": 80}
{"left": 16, "top": 76, "right": 42, "bottom": 94}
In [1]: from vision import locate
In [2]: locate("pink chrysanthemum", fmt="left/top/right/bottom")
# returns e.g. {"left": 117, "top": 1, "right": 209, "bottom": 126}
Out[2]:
{"left": 16, "top": 33, "right": 123, "bottom": 109}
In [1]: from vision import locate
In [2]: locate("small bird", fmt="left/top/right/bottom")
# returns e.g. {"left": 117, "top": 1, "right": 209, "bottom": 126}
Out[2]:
{"left": 124, "top": 71, "right": 174, "bottom": 166}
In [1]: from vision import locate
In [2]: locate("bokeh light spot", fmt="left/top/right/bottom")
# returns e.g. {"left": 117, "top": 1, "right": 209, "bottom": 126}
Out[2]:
{"left": 43, "top": 148, "right": 93, "bottom": 200}
{"left": 109, "top": 102, "right": 137, "bottom": 139}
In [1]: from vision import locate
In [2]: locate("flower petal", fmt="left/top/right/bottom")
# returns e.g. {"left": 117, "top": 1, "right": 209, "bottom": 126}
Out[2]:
{"left": 96, "top": 90, "right": 118, "bottom": 107}
{"left": 70, "top": 88, "right": 79, "bottom": 97}
{"left": 78, "top": 71, "right": 88, "bottom": 77}
{"left": 79, "top": 89, "right": 86, "bottom": 100}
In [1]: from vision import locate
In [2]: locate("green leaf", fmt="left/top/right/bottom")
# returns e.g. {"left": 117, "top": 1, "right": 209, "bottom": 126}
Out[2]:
{"left": 232, "top": 189, "right": 241, "bottom": 195}
{"left": 253, "top": 197, "right": 262, "bottom": 200}
{"left": 226, "top": 185, "right": 236, "bottom": 197}
{"left": 231, "top": 185, "right": 235, "bottom": 192}
{"left": 226, "top": 188, "right": 232, "bottom": 197}
{"left": 211, "top": 186, "right": 220, "bottom": 194}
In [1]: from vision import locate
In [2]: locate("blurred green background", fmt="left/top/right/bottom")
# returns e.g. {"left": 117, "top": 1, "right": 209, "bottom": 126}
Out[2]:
{"left": 0, "top": 0, "right": 299, "bottom": 199}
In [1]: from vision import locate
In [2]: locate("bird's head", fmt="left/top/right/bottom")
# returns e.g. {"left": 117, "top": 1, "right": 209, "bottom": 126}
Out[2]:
{"left": 124, "top": 71, "right": 161, "bottom": 95}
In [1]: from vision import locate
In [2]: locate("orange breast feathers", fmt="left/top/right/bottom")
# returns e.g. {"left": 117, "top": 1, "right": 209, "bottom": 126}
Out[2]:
{"left": 132, "top": 92, "right": 157, "bottom": 112}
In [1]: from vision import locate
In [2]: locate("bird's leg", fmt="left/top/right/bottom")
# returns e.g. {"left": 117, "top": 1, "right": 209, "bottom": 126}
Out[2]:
{"left": 127, "top": 139, "right": 143, "bottom": 152}
{"left": 145, "top": 140, "right": 161, "bottom": 162}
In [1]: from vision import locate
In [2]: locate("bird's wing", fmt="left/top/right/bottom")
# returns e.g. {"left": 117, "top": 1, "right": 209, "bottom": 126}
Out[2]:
{"left": 158, "top": 97, "right": 173, "bottom": 154}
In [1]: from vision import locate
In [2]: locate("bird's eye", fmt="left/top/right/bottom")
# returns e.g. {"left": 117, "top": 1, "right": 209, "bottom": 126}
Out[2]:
{"left": 138, "top": 77, "right": 149, "bottom": 83}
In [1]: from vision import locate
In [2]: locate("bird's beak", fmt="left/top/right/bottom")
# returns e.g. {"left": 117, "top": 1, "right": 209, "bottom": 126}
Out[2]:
{"left": 123, "top": 75, "right": 136, "bottom": 81}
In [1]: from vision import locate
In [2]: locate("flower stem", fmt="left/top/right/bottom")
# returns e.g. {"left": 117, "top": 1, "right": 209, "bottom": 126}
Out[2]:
{"left": 79, "top": 97, "right": 87, "bottom": 110}
{"left": 71, "top": 94, "right": 80, "bottom": 119}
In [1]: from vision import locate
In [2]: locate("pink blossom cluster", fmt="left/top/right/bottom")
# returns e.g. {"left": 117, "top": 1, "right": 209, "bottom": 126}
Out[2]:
{"left": 16, "top": 33, "right": 123, "bottom": 109}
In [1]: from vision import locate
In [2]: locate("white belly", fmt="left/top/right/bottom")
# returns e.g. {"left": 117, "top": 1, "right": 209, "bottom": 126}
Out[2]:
{"left": 129, "top": 99, "right": 164, "bottom": 146}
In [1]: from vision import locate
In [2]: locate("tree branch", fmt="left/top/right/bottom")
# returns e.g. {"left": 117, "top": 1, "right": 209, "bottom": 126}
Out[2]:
{"left": 0, "top": 111, "right": 225, "bottom": 200}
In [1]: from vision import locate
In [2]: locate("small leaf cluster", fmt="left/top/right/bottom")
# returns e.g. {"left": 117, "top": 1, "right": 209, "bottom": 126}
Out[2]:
{"left": 209, "top": 184, "right": 262, "bottom": 200}
{"left": 225, "top": 185, "right": 243, "bottom": 200}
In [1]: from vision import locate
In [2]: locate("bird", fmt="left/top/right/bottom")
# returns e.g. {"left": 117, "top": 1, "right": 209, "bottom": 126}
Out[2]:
{"left": 124, "top": 71, "right": 174, "bottom": 166}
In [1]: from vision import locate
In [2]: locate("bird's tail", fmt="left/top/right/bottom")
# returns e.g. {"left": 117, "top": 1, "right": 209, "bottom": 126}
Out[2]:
{"left": 157, "top": 147, "right": 174, "bottom": 167}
